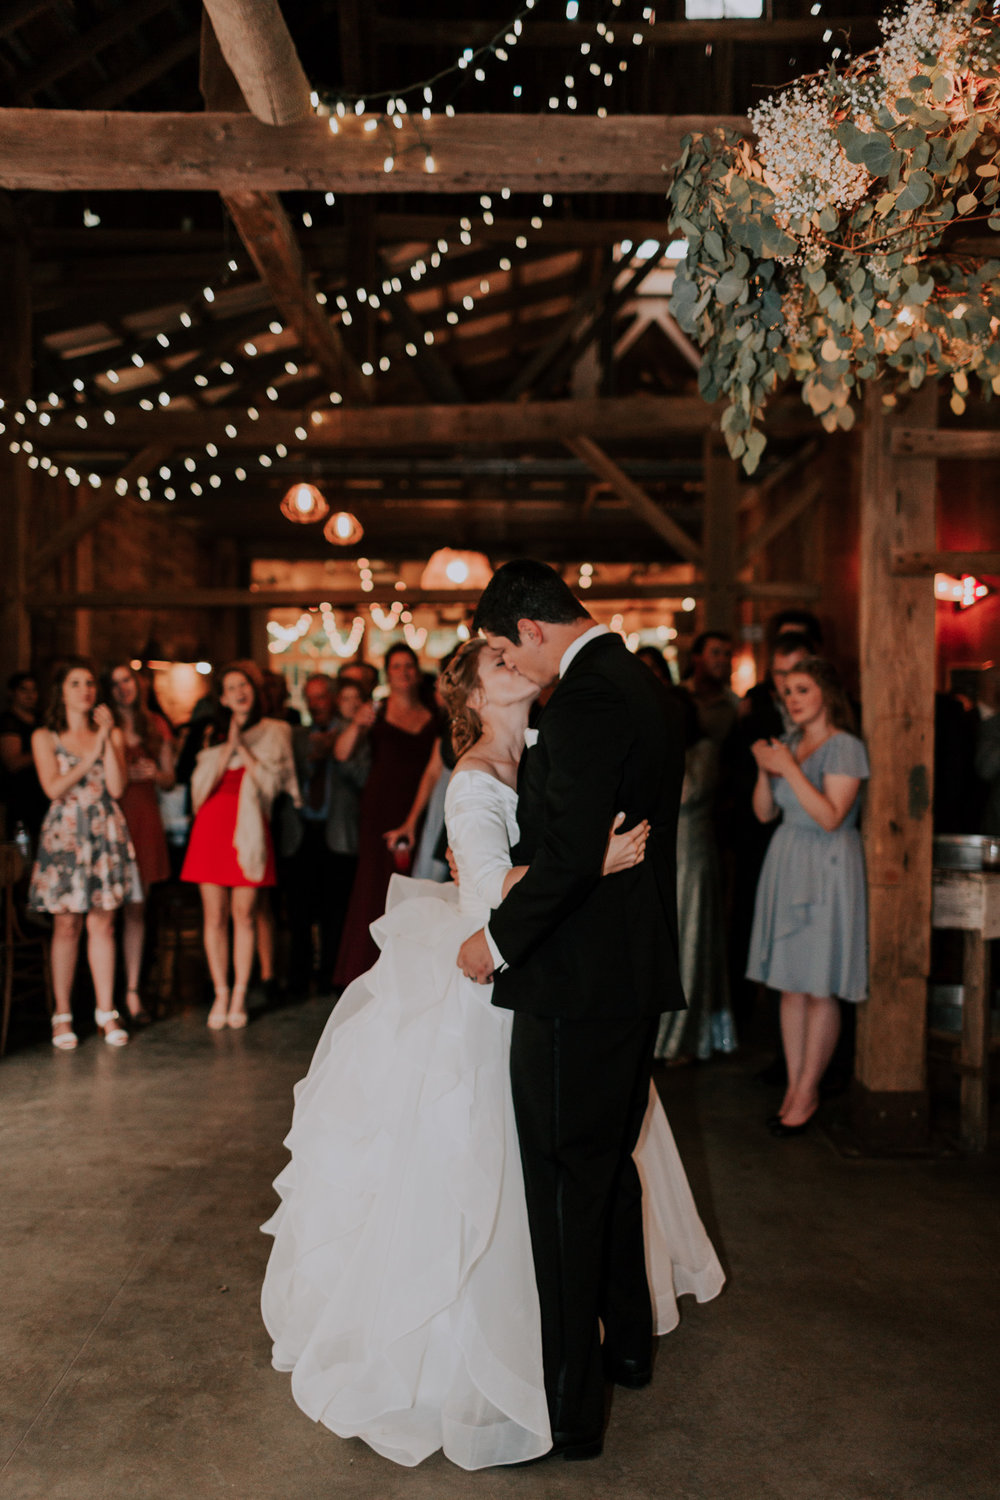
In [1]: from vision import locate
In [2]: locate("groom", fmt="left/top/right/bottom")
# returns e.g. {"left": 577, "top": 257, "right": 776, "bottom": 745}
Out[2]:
{"left": 458, "top": 560, "right": 686, "bottom": 1459}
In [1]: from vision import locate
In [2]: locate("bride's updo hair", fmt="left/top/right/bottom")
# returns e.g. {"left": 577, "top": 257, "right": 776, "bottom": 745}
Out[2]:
{"left": 438, "top": 638, "right": 489, "bottom": 758}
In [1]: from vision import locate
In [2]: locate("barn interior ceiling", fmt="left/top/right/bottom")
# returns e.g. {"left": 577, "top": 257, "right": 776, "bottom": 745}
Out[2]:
{"left": 0, "top": 0, "right": 888, "bottom": 568}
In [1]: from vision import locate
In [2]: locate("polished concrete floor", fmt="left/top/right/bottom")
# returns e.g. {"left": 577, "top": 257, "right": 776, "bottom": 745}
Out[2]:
{"left": 1, "top": 994, "right": 997, "bottom": 1500}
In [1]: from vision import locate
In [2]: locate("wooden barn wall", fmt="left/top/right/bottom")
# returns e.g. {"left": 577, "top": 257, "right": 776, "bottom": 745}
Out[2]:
{"left": 935, "top": 454, "right": 1000, "bottom": 686}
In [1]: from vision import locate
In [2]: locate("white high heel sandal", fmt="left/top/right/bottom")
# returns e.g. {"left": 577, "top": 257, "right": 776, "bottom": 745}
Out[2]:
{"left": 95, "top": 1007, "right": 129, "bottom": 1047}
{"left": 51, "top": 1013, "right": 78, "bottom": 1051}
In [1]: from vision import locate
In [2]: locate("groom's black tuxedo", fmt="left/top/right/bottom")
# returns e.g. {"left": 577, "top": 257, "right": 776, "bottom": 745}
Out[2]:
{"left": 491, "top": 630, "right": 686, "bottom": 1019}
{"left": 487, "top": 630, "right": 687, "bottom": 1446}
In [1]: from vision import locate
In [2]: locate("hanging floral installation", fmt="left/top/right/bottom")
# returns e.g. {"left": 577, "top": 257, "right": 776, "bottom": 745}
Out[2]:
{"left": 667, "top": 0, "right": 1000, "bottom": 472}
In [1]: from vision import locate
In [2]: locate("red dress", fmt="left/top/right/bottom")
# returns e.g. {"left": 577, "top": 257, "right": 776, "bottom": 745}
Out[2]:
{"left": 334, "top": 714, "right": 439, "bottom": 986}
{"left": 180, "top": 768, "right": 277, "bottom": 888}
{"left": 120, "top": 732, "right": 171, "bottom": 889}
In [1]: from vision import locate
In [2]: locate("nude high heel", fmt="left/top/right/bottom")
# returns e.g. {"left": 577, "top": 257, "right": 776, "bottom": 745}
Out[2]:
{"left": 227, "top": 986, "right": 249, "bottom": 1029}
{"left": 207, "top": 989, "right": 230, "bottom": 1030}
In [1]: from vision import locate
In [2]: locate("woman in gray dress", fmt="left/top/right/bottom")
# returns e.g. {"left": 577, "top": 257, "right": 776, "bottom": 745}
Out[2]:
{"left": 746, "top": 658, "right": 869, "bottom": 1136}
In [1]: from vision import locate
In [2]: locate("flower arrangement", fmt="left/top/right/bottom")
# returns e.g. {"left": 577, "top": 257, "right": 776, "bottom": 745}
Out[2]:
{"left": 667, "top": 0, "right": 1000, "bottom": 472}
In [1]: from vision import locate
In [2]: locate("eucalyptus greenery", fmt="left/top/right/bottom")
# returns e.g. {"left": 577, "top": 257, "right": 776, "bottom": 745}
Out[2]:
{"left": 667, "top": 0, "right": 1000, "bottom": 472}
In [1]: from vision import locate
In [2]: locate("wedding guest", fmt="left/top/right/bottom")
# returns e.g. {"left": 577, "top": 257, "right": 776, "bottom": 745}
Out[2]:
{"left": 0, "top": 671, "right": 48, "bottom": 844}
{"left": 108, "top": 662, "right": 176, "bottom": 1026}
{"left": 181, "top": 664, "right": 299, "bottom": 1029}
{"left": 726, "top": 629, "right": 816, "bottom": 1027}
{"left": 278, "top": 673, "right": 370, "bottom": 998}
{"left": 655, "top": 689, "right": 736, "bottom": 1063}
{"left": 29, "top": 659, "right": 141, "bottom": 1050}
{"left": 746, "top": 657, "right": 869, "bottom": 1135}
{"left": 685, "top": 631, "right": 738, "bottom": 746}
{"left": 333, "top": 644, "right": 440, "bottom": 987}
{"left": 337, "top": 660, "right": 379, "bottom": 701}
{"left": 261, "top": 668, "right": 302, "bottom": 726}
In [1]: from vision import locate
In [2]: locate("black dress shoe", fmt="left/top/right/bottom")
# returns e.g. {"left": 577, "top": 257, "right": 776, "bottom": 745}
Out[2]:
{"left": 769, "top": 1115, "right": 814, "bottom": 1138}
{"left": 604, "top": 1354, "right": 653, "bottom": 1389}
{"left": 551, "top": 1430, "right": 604, "bottom": 1461}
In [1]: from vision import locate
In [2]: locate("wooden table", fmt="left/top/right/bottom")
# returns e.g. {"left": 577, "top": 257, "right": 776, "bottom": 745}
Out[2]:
{"left": 931, "top": 868, "right": 1000, "bottom": 1151}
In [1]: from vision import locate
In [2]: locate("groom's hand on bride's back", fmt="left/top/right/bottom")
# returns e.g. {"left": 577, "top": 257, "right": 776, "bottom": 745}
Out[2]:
{"left": 457, "top": 929, "right": 495, "bottom": 984}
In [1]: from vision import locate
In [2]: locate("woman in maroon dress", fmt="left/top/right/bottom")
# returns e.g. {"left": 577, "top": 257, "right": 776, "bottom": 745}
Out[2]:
{"left": 333, "top": 644, "right": 440, "bottom": 987}
{"left": 109, "top": 663, "right": 175, "bottom": 1026}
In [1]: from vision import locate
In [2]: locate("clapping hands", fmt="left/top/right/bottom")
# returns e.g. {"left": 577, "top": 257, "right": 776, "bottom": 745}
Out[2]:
{"left": 751, "top": 737, "right": 796, "bottom": 777}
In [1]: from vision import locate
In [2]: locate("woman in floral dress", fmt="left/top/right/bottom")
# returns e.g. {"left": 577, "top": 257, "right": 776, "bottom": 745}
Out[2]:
{"left": 30, "top": 658, "right": 142, "bottom": 1050}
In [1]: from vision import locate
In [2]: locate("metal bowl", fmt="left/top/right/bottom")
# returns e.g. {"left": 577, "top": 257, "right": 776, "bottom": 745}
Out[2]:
{"left": 933, "top": 834, "right": 989, "bottom": 870}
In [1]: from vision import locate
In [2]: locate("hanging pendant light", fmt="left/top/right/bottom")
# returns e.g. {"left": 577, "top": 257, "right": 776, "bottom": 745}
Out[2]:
{"left": 279, "top": 482, "right": 330, "bottom": 524}
{"left": 419, "top": 548, "right": 493, "bottom": 590}
{"left": 323, "top": 509, "right": 364, "bottom": 546}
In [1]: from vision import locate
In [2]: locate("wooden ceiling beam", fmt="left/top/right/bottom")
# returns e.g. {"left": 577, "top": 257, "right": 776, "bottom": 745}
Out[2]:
{"left": 0, "top": 110, "right": 746, "bottom": 193}
{"left": 27, "top": 445, "right": 172, "bottom": 580}
{"left": 566, "top": 435, "right": 704, "bottom": 564}
{"left": 0, "top": 1, "right": 53, "bottom": 42}
{"left": 14, "top": 0, "right": 175, "bottom": 102}
{"left": 220, "top": 189, "right": 368, "bottom": 400}
{"left": 198, "top": 10, "right": 368, "bottom": 404}
{"left": 28, "top": 395, "right": 722, "bottom": 450}
{"left": 372, "top": 16, "right": 878, "bottom": 48}
{"left": 88, "top": 33, "right": 201, "bottom": 111}
{"left": 201, "top": 0, "right": 311, "bottom": 126}
{"left": 28, "top": 578, "right": 822, "bottom": 611}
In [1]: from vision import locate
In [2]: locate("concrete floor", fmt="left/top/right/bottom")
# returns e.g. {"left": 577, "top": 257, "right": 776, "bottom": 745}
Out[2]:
{"left": 2, "top": 997, "right": 998, "bottom": 1500}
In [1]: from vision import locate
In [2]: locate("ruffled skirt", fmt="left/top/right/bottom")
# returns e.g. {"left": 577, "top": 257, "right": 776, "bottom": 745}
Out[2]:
{"left": 261, "top": 876, "right": 724, "bottom": 1469}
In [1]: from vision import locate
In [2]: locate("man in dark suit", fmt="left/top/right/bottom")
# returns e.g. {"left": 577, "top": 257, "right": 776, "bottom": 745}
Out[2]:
{"left": 277, "top": 674, "right": 370, "bottom": 996}
{"left": 457, "top": 560, "right": 686, "bottom": 1460}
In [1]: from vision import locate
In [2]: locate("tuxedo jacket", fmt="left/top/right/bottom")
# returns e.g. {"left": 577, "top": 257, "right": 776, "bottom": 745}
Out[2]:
{"left": 490, "top": 632, "right": 686, "bottom": 1022}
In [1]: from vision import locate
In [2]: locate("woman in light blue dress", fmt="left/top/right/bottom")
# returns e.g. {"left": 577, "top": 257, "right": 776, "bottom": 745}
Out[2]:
{"left": 746, "top": 658, "right": 869, "bottom": 1136}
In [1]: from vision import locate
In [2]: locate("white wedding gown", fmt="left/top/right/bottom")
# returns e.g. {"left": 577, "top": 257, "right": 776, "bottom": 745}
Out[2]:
{"left": 261, "top": 768, "right": 724, "bottom": 1470}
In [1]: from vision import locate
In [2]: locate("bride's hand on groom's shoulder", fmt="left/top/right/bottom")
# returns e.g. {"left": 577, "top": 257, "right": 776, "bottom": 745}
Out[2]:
{"left": 603, "top": 812, "right": 650, "bottom": 876}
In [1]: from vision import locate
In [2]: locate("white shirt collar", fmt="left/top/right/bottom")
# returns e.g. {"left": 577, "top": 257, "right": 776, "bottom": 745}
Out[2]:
{"left": 559, "top": 623, "right": 609, "bottom": 678}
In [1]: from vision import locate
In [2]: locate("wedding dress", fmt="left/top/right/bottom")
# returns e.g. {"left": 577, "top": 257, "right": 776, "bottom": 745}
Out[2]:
{"left": 261, "top": 768, "right": 724, "bottom": 1470}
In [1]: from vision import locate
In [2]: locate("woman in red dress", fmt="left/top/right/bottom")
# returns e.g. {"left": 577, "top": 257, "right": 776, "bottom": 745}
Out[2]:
{"left": 333, "top": 644, "right": 440, "bottom": 988}
{"left": 181, "top": 665, "right": 299, "bottom": 1029}
{"left": 109, "top": 663, "right": 175, "bottom": 1026}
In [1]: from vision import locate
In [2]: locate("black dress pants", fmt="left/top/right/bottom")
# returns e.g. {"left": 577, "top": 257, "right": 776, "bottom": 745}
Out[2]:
{"left": 284, "top": 824, "right": 356, "bottom": 991}
{"left": 509, "top": 1011, "right": 659, "bottom": 1439}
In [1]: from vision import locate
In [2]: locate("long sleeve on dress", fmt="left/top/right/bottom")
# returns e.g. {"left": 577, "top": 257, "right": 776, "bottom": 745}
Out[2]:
{"left": 443, "top": 772, "right": 514, "bottom": 912}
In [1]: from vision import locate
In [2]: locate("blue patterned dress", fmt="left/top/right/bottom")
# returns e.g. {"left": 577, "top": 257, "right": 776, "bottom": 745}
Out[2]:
{"left": 746, "top": 730, "right": 869, "bottom": 1002}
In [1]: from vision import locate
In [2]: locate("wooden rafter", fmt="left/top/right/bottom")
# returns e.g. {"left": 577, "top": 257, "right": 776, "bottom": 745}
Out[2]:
{"left": 199, "top": 9, "right": 368, "bottom": 403}
{"left": 27, "top": 395, "right": 723, "bottom": 451}
{"left": 893, "top": 428, "right": 1000, "bottom": 460}
{"left": 565, "top": 435, "right": 704, "bottom": 564}
{"left": 738, "top": 477, "right": 823, "bottom": 570}
{"left": 0, "top": 110, "right": 747, "bottom": 193}
{"left": 201, "top": 0, "right": 311, "bottom": 126}
{"left": 372, "top": 16, "right": 879, "bottom": 49}
{"left": 891, "top": 550, "right": 1000, "bottom": 576}
{"left": 27, "top": 579, "right": 822, "bottom": 612}
{"left": 27, "top": 446, "right": 172, "bottom": 580}
{"left": 15, "top": 0, "right": 175, "bottom": 103}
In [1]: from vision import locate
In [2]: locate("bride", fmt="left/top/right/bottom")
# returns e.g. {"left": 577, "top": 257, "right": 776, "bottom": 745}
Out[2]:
{"left": 261, "top": 638, "right": 724, "bottom": 1470}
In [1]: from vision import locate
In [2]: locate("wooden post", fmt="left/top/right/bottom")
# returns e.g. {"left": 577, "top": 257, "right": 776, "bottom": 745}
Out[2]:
{"left": 853, "top": 384, "right": 937, "bottom": 1150}
{"left": 0, "top": 202, "right": 32, "bottom": 683}
{"left": 701, "top": 434, "right": 740, "bottom": 636}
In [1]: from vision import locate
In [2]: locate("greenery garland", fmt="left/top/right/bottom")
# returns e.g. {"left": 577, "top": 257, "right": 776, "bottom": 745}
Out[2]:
{"left": 667, "top": 0, "right": 1000, "bottom": 472}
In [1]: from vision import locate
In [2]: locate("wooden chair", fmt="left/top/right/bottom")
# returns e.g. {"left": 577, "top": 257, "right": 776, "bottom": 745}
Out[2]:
{"left": 0, "top": 842, "right": 53, "bottom": 1056}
